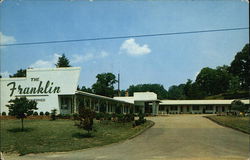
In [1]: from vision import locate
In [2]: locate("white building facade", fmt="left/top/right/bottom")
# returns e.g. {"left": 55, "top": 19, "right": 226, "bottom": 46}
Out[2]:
{"left": 0, "top": 67, "right": 80, "bottom": 113}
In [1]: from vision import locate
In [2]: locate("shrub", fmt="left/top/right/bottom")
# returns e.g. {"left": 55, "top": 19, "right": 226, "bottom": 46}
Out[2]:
{"left": 39, "top": 111, "right": 44, "bottom": 116}
{"left": 116, "top": 114, "right": 125, "bottom": 123}
{"left": 57, "top": 114, "right": 71, "bottom": 119}
{"left": 95, "top": 112, "right": 105, "bottom": 120}
{"left": 75, "top": 108, "right": 95, "bottom": 134}
{"left": 104, "top": 113, "right": 112, "bottom": 120}
{"left": 133, "top": 113, "right": 146, "bottom": 127}
{"left": 72, "top": 113, "right": 79, "bottom": 120}
{"left": 33, "top": 112, "right": 38, "bottom": 116}
{"left": 51, "top": 109, "right": 57, "bottom": 120}
{"left": 45, "top": 111, "right": 50, "bottom": 116}
{"left": 1, "top": 112, "right": 7, "bottom": 116}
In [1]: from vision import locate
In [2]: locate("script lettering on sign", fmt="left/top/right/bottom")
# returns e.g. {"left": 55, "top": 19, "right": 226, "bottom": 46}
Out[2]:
{"left": 7, "top": 81, "right": 61, "bottom": 96}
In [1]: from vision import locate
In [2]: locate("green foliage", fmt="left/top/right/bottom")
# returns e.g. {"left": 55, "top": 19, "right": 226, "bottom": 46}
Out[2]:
{"left": 39, "top": 112, "right": 44, "bottom": 116}
{"left": 92, "top": 73, "right": 117, "bottom": 97}
{"left": 6, "top": 97, "right": 38, "bottom": 131}
{"left": 57, "top": 114, "right": 71, "bottom": 119}
{"left": 229, "top": 44, "right": 249, "bottom": 89}
{"left": 55, "top": 54, "right": 71, "bottom": 67}
{"left": 231, "top": 100, "right": 248, "bottom": 113}
{"left": 134, "top": 113, "right": 146, "bottom": 127}
{"left": 167, "top": 84, "right": 186, "bottom": 99}
{"left": 79, "top": 86, "right": 93, "bottom": 93}
{"left": 33, "top": 112, "right": 38, "bottom": 116}
{"left": 51, "top": 109, "right": 57, "bottom": 120}
{"left": 95, "top": 112, "right": 105, "bottom": 120}
{"left": 45, "top": 111, "right": 50, "bottom": 116}
{"left": 183, "top": 79, "right": 206, "bottom": 99}
{"left": 127, "top": 84, "right": 168, "bottom": 99}
{"left": 195, "top": 66, "right": 231, "bottom": 96}
{"left": 9, "top": 69, "right": 26, "bottom": 78}
{"left": 2, "top": 112, "right": 7, "bottom": 116}
{"left": 75, "top": 108, "right": 95, "bottom": 134}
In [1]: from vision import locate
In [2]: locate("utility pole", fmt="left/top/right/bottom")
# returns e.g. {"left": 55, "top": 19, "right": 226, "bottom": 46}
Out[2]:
{"left": 118, "top": 73, "right": 120, "bottom": 96}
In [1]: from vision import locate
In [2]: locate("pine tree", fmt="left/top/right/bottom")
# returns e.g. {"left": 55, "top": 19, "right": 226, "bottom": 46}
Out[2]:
{"left": 55, "top": 54, "right": 71, "bottom": 67}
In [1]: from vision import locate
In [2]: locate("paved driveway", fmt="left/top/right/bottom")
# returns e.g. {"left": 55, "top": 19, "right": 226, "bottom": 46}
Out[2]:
{"left": 5, "top": 115, "right": 249, "bottom": 160}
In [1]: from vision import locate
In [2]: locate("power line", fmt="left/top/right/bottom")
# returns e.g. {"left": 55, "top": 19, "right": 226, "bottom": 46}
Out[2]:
{"left": 1, "top": 27, "right": 249, "bottom": 47}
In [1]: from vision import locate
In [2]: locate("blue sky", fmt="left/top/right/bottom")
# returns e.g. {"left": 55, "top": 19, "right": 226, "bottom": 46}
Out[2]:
{"left": 0, "top": 0, "right": 249, "bottom": 90}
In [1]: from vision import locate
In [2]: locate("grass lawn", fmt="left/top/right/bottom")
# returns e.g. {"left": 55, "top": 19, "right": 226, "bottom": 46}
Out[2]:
{"left": 207, "top": 115, "right": 250, "bottom": 134}
{"left": 0, "top": 119, "right": 153, "bottom": 155}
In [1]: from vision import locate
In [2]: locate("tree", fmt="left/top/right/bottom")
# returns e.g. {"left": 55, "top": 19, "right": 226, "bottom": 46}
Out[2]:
{"left": 9, "top": 69, "right": 26, "bottom": 78}
{"left": 79, "top": 86, "right": 93, "bottom": 93}
{"left": 6, "top": 97, "right": 38, "bottom": 131}
{"left": 92, "top": 73, "right": 117, "bottom": 97}
{"left": 228, "top": 76, "right": 241, "bottom": 92}
{"left": 231, "top": 100, "right": 248, "bottom": 115}
{"left": 75, "top": 108, "right": 95, "bottom": 134}
{"left": 55, "top": 54, "right": 71, "bottom": 67}
{"left": 183, "top": 79, "right": 206, "bottom": 99}
{"left": 229, "top": 44, "right": 249, "bottom": 89}
{"left": 195, "top": 67, "right": 231, "bottom": 96}
{"left": 167, "top": 84, "right": 186, "bottom": 100}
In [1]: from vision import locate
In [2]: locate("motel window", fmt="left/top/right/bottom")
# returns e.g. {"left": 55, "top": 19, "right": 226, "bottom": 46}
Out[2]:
{"left": 192, "top": 106, "right": 199, "bottom": 111}
{"left": 159, "top": 106, "right": 164, "bottom": 111}
{"left": 61, "top": 97, "right": 70, "bottom": 109}
{"left": 205, "top": 106, "right": 213, "bottom": 110}
{"left": 170, "top": 106, "right": 178, "bottom": 111}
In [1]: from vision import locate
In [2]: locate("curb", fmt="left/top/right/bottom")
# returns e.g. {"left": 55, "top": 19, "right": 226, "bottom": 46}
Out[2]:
{"left": 203, "top": 116, "right": 250, "bottom": 135}
{"left": 129, "top": 120, "right": 155, "bottom": 139}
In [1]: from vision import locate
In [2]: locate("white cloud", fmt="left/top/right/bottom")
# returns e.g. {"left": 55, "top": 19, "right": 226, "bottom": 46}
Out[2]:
{"left": 0, "top": 71, "right": 11, "bottom": 78}
{"left": 120, "top": 38, "right": 151, "bottom": 56}
{"left": 0, "top": 32, "right": 16, "bottom": 45}
{"left": 71, "top": 51, "right": 109, "bottom": 64}
{"left": 99, "top": 51, "right": 109, "bottom": 58}
{"left": 71, "top": 53, "right": 94, "bottom": 64}
{"left": 30, "top": 53, "right": 61, "bottom": 68}
{"left": 241, "top": 0, "right": 249, "bottom": 3}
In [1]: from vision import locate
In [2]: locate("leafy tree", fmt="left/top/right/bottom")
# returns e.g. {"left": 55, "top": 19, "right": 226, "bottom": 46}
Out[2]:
{"left": 228, "top": 76, "right": 241, "bottom": 92}
{"left": 55, "top": 54, "right": 71, "bottom": 67}
{"left": 6, "top": 97, "right": 38, "bottom": 131}
{"left": 167, "top": 84, "right": 186, "bottom": 100}
{"left": 183, "top": 79, "right": 206, "bottom": 99}
{"left": 92, "top": 73, "right": 117, "bottom": 97}
{"left": 127, "top": 84, "right": 168, "bottom": 99}
{"left": 231, "top": 100, "right": 248, "bottom": 114}
{"left": 75, "top": 108, "right": 95, "bottom": 134}
{"left": 79, "top": 86, "right": 93, "bottom": 93}
{"left": 9, "top": 69, "right": 26, "bottom": 78}
{"left": 195, "top": 67, "right": 231, "bottom": 96}
{"left": 229, "top": 44, "right": 249, "bottom": 89}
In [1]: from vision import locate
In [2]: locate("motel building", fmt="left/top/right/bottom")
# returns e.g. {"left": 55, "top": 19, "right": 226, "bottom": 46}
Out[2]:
{"left": 0, "top": 67, "right": 249, "bottom": 115}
